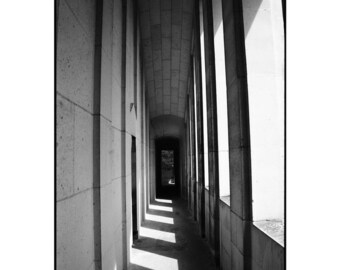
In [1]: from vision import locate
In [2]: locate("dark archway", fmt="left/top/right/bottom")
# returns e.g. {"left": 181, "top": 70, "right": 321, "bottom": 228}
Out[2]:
{"left": 155, "top": 138, "right": 180, "bottom": 199}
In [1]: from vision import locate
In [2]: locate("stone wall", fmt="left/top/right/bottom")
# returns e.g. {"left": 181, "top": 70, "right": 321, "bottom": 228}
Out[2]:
{"left": 56, "top": 0, "right": 150, "bottom": 269}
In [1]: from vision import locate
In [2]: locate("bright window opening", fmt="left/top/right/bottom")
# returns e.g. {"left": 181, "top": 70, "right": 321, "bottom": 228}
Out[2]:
{"left": 200, "top": 0, "right": 209, "bottom": 189}
{"left": 161, "top": 150, "right": 175, "bottom": 186}
{"left": 212, "top": 0, "right": 230, "bottom": 198}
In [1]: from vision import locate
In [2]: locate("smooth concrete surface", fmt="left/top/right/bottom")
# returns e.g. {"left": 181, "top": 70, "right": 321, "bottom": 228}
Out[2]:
{"left": 131, "top": 198, "right": 217, "bottom": 270}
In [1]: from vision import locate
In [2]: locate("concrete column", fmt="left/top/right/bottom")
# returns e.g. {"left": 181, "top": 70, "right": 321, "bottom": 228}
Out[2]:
{"left": 222, "top": 0, "right": 252, "bottom": 269}
{"left": 92, "top": 0, "right": 104, "bottom": 268}
{"left": 202, "top": 0, "right": 220, "bottom": 264}
{"left": 193, "top": 0, "right": 206, "bottom": 237}
{"left": 185, "top": 104, "right": 191, "bottom": 206}
{"left": 189, "top": 68, "right": 198, "bottom": 221}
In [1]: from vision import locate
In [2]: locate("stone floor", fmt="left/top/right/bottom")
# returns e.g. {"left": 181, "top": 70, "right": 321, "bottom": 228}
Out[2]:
{"left": 130, "top": 197, "right": 217, "bottom": 270}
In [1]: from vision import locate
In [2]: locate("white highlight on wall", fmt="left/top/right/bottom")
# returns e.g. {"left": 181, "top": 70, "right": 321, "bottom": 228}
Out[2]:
{"left": 212, "top": 0, "right": 230, "bottom": 197}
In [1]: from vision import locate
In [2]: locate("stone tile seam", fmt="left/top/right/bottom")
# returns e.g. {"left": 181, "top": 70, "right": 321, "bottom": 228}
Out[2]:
{"left": 56, "top": 186, "right": 93, "bottom": 203}
{"left": 57, "top": 92, "right": 138, "bottom": 132}
{"left": 231, "top": 241, "right": 244, "bottom": 256}
{"left": 100, "top": 176, "right": 123, "bottom": 189}
{"left": 63, "top": 0, "right": 94, "bottom": 41}
{"left": 86, "top": 260, "right": 95, "bottom": 270}
{"left": 57, "top": 92, "right": 94, "bottom": 117}
{"left": 221, "top": 242, "right": 231, "bottom": 256}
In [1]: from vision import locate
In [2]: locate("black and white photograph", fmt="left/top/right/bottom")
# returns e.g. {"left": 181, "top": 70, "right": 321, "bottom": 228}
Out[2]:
{"left": 2, "top": 0, "right": 340, "bottom": 270}
{"left": 55, "top": 0, "right": 285, "bottom": 269}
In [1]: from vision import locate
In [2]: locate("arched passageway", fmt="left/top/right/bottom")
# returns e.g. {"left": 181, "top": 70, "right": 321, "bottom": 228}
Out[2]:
{"left": 56, "top": 0, "right": 285, "bottom": 269}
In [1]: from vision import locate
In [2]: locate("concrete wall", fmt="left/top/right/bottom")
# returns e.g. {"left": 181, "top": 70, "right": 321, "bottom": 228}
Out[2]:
{"left": 56, "top": 0, "right": 97, "bottom": 269}
{"left": 56, "top": 0, "right": 150, "bottom": 269}
{"left": 219, "top": 200, "right": 284, "bottom": 270}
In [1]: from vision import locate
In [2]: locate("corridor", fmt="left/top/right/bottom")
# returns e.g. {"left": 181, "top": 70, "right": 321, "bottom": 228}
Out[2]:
{"left": 56, "top": 0, "right": 285, "bottom": 269}
{"left": 131, "top": 197, "right": 217, "bottom": 270}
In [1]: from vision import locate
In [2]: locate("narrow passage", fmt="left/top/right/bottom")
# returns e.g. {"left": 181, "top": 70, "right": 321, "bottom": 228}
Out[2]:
{"left": 131, "top": 197, "right": 217, "bottom": 270}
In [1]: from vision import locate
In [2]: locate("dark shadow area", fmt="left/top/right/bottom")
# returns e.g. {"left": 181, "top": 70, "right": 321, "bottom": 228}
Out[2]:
{"left": 131, "top": 195, "right": 217, "bottom": 270}
{"left": 155, "top": 138, "right": 181, "bottom": 199}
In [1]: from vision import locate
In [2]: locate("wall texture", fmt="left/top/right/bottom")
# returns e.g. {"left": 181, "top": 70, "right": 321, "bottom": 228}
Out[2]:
{"left": 56, "top": 0, "right": 150, "bottom": 269}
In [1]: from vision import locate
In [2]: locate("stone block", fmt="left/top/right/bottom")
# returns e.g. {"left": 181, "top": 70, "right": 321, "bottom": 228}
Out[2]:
{"left": 171, "top": 70, "right": 179, "bottom": 87}
{"left": 220, "top": 247, "right": 232, "bottom": 270}
{"left": 231, "top": 243, "right": 244, "bottom": 270}
{"left": 161, "top": 0, "right": 171, "bottom": 10}
{"left": 227, "top": 81, "right": 241, "bottom": 149}
{"left": 112, "top": 29, "right": 123, "bottom": 85}
{"left": 183, "top": 0, "right": 194, "bottom": 13}
{"left": 154, "top": 72, "right": 162, "bottom": 89}
{"left": 153, "top": 50, "right": 162, "bottom": 71}
{"left": 220, "top": 203, "right": 231, "bottom": 255}
{"left": 150, "top": 0, "right": 161, "bottom": 25}
{"left": 111, "top": 77, "right": 122, "bottom": 129}
{"left": 171, "top": 49, "right": 181, "bottom": 70}
{"left": 171, "top": 25, "right": 182, "bottom": 49}
{"left": 138, "top": 0, "right": 149, "bottom": 12}
{"left": 162, "top": 37, "right": 171, "bottom": 60}
{"left": 161, "top": 10, "right": 171, "bottom": 37}
{"left": 151, "top": 24, "right": 162, "bottom": 50}
{"left": 57, "top": 95, "right": 74, "bottom": 201}
{"left": 140, "top": 11, "right": 151, "bottom": 39}
{"left": 64, "top": 0, "right": 96, "bottom": 38}
{"left": 162, "top": 60, "right": 171, "bottom": 79}
{"left": 181, "top": 12, "right": 192, "bottom": 40}
{"left": 143, "top": 39, "right": 153, "bottom": 63}
{"left": 100, "top": 117, "right": 113, "bottom": 186}
{"left": 170, "top": 103, "right": 178, "bottom": 114}
{"left": 74, "top": 106, "right": 93, "bottom": 193}
{"left": 231, "top": 211, "right": 245, "bottom": 253}
{"left": 57, "top": 0, "right": 95, "bottom": 112}
{"left": 113, "top": 0, "right": 123, "bottom": 33}
{"left": 57, "top": 190, "right": 95, "bottom": 270}
{"left": 163, "top": 79, "right": 170, "bottom": 95}
{"left": 100, "top": 51, "right": 113, "bottom": 121}
{"left": 171, "top": 91, "right": 178, "bottom": 103}
{"left": 112, "top": 128, "right": 122, "bottom": 180}
{"left": 171, "top": 0, "right": 182, "bottom": 25}
{"left": 101, "top": 0, "right": 114, "bottom": 60}
{"left": 100, "top": 180, "right": 123, "bottom": 257}
{"left": 229, "top": 148, "right": 244, "bottom": 217}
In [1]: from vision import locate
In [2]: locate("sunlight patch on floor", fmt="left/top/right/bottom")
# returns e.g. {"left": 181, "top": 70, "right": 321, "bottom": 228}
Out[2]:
{"left": 155, "top": 198, "right": 173, "bottom": 204}
{"left": 131, "top": 249, "right": 178, "bottom": 270}
{"left": 140, "top": 227, "right": 176, "bottom": 243}
{"left": 149, "top": 204, "right": 173, "bottom": 212}
{"left": 145, "top": 213, "right": 174, "bottom": 224}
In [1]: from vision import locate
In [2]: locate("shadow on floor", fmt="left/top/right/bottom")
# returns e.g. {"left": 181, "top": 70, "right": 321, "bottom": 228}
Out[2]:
{"left": 130, "top": 195, "right": 217, "bottom": 270}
